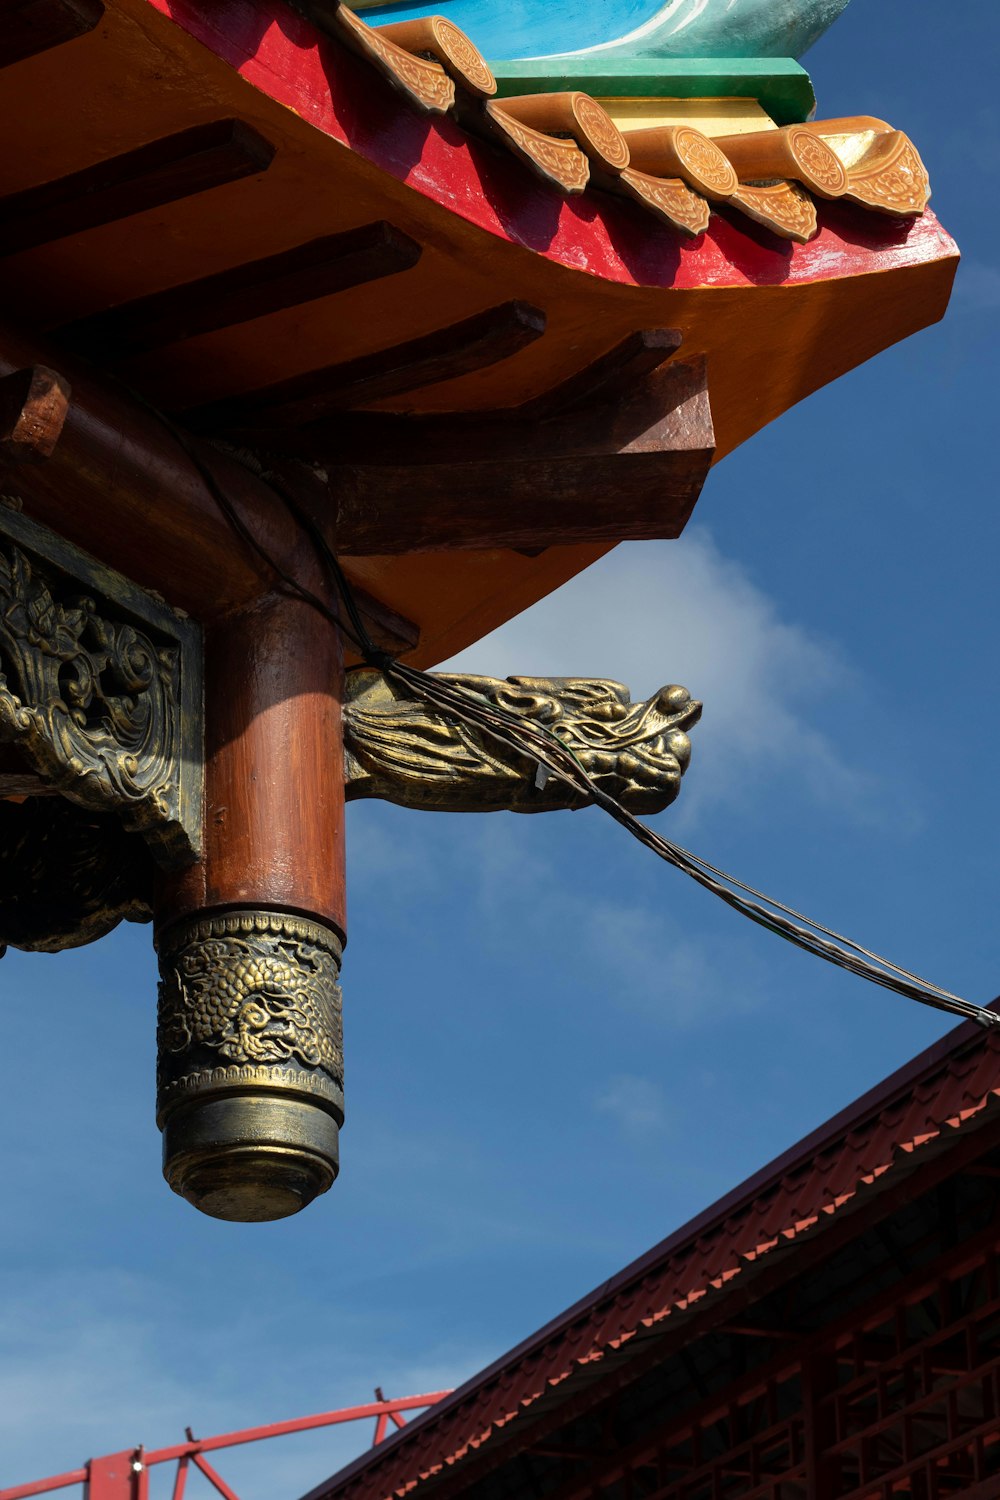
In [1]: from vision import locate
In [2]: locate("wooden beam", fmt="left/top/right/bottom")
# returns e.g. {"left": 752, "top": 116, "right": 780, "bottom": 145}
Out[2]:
{"left": 319, "top": 357, "right": 713, "bottom": 553}
{"left": 0, "top": 120, "right": 275, "bottom": 258}
{"left": 57, "top": 222, "right": 422, "bottom": 360}
{"left": 514, "top": 328, "right": 682, "bottom": 420}
{"left": 0, "top": 774, "right": 55, "bottom": 798}
{"left": 351, "top": 583, "right": 420, "bottom": 657}
{"left": 186, "top": 301, "right": 547, "bottom": 431}
{"left": 0, "top": 365, "right": 71, "bottom": 462}
{"left": 0, "top": 742, "right": 54, "bottom": 798}
{"left": 0, "top": 323, "right": 415, "bottom": 645}
{"left": 0, "top": 0, "right": 103, "bottom": 70}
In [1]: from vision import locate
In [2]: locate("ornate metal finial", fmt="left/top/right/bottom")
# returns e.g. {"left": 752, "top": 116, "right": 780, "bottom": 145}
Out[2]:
{"left": 343, "top": 671, "right": 701, "bottom": 814}
{"left": 156, "top": 910, "right": 344, "bottom": 1222}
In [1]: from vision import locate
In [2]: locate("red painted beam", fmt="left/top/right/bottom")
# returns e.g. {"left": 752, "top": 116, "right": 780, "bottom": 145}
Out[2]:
{"left": 0, "top": 1393, "right": 451, "bottom": 1500}
{"left": 144, "top": 1393, "right": 451, "bottom": 1464}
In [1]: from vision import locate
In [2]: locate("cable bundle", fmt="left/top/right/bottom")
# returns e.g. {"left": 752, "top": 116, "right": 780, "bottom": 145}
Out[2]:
{"left": 176, "top": 422, "right": 997, "bottom": 1033}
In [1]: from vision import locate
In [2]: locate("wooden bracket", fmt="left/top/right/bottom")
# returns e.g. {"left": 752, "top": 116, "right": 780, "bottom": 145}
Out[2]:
{"left": 317, "top": 356, "right": 714, "bottom": 554}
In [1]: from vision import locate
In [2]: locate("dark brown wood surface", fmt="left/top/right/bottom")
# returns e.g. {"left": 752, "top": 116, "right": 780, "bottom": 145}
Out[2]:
{"left": 514, "top": 329, "right": 682, "bottom": 421}
{"left": 58, "top": 222, "right": 422, "bottom": 360}
{"left": 156, "top": 592, "right": 346, "bottom": 937}
{"left": 0, "top": 0, "right": 103, "bottom": 69}
{"left": 0, "top": 120, "right": 275, "bottom": 258}
{"left": 188, "top": 301, "right": 547, "bottom": 432}
{"left": 320, "top": 359, "right": 714, "bottom": 553}
{"left": 0, "top": 321, "right": 413, "bottom": 643}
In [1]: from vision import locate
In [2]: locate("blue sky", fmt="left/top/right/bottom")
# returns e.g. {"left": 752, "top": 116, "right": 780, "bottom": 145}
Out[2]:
{"left": 2, "top": 1, "right": 999, "bottom": 1495}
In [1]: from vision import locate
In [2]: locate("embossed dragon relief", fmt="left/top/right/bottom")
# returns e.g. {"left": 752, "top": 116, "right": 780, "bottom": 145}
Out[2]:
{"left": 343, "top": 671, "right": 701, "bottom": 814}
{"left": 156, "top": 911, "right": 344, "bottom": 1119}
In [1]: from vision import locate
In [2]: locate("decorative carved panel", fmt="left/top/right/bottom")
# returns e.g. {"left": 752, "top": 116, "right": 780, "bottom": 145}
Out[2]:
{"left": 0, "top": 797, "right": 152, "bottom": 953}
{"left": 0, "top": 502, "right": 202, "bottom": 866}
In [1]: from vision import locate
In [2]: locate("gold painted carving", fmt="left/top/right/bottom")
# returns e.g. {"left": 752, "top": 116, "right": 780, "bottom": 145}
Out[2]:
{"left": 843, "top": 133, "right": 930, "bottom": 217}
{"left": 0, "top": 515, "right": 201, "bottom": 864}
{"left": 619, "top": 169, "right": 710, "bottom": 236}
{"left": 343, "top": 671, "right": 701, "bottom": 814}
{"left": 486, "top": 102, "right": 591, "bottom": 194}
{"left": 335, "top": 5, "right": 456, "bottom": 114}
{"left": 729, "top": 181, "right": 818, "bottom": 243}
{"left": 0, "top": 797, "right": 152, "bottom": 954}
{"left": 156, "top": 910, "right": 344, "bottom": 1120}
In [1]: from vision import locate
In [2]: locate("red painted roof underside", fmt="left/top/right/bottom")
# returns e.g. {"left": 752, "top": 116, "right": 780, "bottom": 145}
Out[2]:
{"left": 305, "top": 1009, "right": 1000, "bottom": 1500}
{"left": 153, "top": 0, "right": 957, "bottom": 297}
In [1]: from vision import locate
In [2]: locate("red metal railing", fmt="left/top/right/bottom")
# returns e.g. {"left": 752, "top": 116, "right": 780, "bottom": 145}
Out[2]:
{"left": 0, "top": 1391, "right": 450, "bottom": 1500}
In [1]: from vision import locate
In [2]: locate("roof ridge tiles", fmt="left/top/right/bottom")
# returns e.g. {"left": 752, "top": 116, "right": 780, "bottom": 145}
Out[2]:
{"left": 289, "top": 4, "right": 933, "bottom": 248}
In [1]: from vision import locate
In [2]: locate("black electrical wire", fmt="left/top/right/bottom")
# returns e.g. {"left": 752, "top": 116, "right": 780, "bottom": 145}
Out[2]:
{"left": 159, "top": 412, "right": 998, "bottom": 1033}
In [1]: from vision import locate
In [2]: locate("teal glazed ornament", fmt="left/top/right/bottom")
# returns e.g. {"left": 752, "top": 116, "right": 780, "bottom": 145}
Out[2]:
{"left": 354, "top": 0, "right": 854, "bottom": 63}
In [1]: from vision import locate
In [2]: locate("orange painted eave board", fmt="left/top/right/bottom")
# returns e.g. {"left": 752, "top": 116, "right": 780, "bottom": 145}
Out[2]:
{"left": 0, "top": 0, "right": 960, "bottom": 665}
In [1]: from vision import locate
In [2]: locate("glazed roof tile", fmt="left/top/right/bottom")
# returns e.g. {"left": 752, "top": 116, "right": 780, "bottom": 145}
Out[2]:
{"left": 317, "top": 5, "right": 932, "bottom": 237}
{"left": 303, "top": 1008, "right": 1000, "bottom": 1500}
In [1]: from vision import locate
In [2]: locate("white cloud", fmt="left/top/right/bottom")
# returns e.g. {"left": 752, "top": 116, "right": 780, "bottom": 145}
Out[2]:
{"left": 442, "top": 529, "right": 880, "bottom": 827}
{"left": 594, "top": 1074, "right": 667, "bottom": 1135}
{"left": 441, "top": 817, "right": 767, "bottom": 1032}
{"left": 0, "top": 1269, "right": 482, "bottom": 1500}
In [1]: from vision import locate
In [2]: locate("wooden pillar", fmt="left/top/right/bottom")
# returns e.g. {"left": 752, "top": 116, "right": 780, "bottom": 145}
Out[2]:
{"left": 0, "top": 325, "right": 359, "bottom": 1223}
{"left": 154, "top": 593, "right": 347, "bottom": 1223}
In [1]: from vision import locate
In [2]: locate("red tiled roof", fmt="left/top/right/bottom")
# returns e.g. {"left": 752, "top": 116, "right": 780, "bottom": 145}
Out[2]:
{"left": 305, "top": 1009, "right": 1000, "bottom": 1500}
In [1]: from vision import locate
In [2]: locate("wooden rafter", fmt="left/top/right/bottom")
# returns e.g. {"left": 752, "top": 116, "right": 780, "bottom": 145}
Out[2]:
{"left": 58, "top": 222, "right": 422, "bottom": 359}
{"left": 186, "top": 301, "right": 547, "bottom": 431}
{"left": 0, "top": 120, "right": 275, "bottom": 258}
{"left": 0, "top": 0, "right": 103, "bottom": 69}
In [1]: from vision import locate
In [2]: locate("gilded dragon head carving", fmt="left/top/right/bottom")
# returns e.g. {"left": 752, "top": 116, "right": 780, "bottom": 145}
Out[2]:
{"left": 343, "top": 670, "right": 701, "bottom": 814}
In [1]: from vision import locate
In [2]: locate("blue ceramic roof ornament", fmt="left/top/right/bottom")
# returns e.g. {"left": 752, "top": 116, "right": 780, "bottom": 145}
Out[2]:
{"left": 356, "top": 0, "right": 853, "bottom": 63}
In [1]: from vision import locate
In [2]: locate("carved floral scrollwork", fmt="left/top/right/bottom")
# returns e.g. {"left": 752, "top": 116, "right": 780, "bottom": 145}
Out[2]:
{"left": 0, "top": 512, "right": 202, "bottom": 865}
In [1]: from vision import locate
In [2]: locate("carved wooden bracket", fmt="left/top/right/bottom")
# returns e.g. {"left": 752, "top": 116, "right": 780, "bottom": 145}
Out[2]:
{"left": 316, "top": 357, "right": 714, "bottom": 554}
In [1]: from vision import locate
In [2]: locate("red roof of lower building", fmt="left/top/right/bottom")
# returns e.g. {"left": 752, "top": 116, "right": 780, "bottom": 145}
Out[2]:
{"left": 303, "top": 1006, "right": 1000, "bottom": 1500}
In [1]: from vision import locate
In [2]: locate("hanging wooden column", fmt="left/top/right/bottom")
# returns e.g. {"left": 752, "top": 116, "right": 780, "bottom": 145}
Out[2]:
{"left": 0, "top": 322, "right": 705, "bottom": 1224}
{"left": 0, "top": 330, "right": 360, "bottom": 1222}
{"left": 154, "top": 592, "right": 348, "bottom": 1224}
